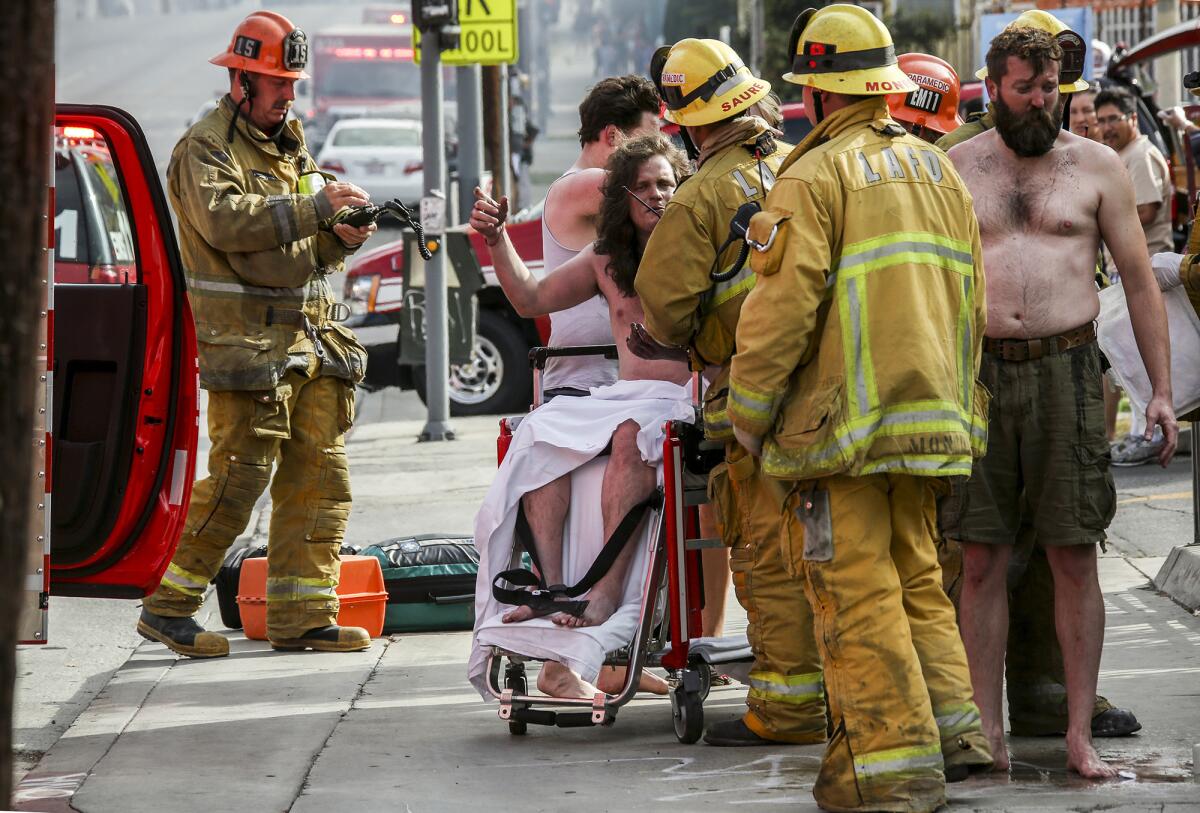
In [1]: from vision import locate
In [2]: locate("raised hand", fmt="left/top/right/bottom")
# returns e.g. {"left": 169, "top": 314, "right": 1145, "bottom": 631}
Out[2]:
{"left": 470, "top": 186, "right": 510, "bottom": 247}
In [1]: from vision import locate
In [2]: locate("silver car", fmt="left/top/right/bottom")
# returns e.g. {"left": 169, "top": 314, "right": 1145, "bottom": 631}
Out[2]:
{"left": 314, "top": 117, "right": 424, "bottom": 206}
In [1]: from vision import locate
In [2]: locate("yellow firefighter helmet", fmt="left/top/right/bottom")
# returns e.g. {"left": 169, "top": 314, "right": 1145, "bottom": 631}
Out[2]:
{"left": 975, "top": 10, "right": 1089, "bottom": 93}
{"left": 651, "top": 38, "right": 772, "bottom": 127}
{"left": 782, "top": 4, "right": 916, "bottom": 96}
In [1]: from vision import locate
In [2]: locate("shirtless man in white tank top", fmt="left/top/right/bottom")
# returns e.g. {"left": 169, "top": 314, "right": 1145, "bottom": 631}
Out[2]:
{"left": 472, "top": 136, "right": 690, "bottom": 699}
{"left": 538, "top": 76, "right": 663, "bottom": 394}
{"left": 947, "top": 28, "right": 1177, "bottom": 778}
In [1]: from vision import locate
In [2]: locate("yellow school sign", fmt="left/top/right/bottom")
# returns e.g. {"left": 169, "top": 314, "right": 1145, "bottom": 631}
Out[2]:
{"left": 413, "top": 0, "right": 518, "bottom": 65}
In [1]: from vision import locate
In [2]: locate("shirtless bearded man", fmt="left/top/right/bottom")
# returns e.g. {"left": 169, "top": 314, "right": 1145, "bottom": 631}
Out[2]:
{"left": 947, "top": 27, "right": 1178, "bottom": 777}
{"left": 470, "top": 134, "right": 691, "bottom": 697}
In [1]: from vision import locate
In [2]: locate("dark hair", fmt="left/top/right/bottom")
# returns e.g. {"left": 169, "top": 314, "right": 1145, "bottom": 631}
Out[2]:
{"left": 986, "top": 27, "right": 1062, "bottom": 85}
{"left": 1094, "top": 86, "right": 1137, "bottom": 117}
{"left": 577, "top": 75, "right": 662, "bottom": 146}
{"left": 593, "top": 134, "right": 690, "bottom": 298}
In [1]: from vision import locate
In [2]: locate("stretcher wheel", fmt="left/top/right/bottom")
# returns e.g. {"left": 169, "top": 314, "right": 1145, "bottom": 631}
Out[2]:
{"left": 506, "top": 665, "right": 528, "bottom": 736}
{"left": 671, "top": 685, "right": 704, "bottom": 744}
{"left": 696, "top": 664, "right": 712, "bottom": 702}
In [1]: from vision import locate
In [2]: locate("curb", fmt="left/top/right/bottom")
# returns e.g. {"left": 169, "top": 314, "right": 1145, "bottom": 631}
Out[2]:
{"left": 11, "top": 600, "right": 222, "bottom": 812}
{"left": 1154, "top": 545, "right": 1200, "bottom": 613}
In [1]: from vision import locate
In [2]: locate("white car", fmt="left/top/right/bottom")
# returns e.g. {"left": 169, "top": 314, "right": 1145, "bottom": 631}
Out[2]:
{"left": 314, "top": 118, "right": 424, "bottom": 206}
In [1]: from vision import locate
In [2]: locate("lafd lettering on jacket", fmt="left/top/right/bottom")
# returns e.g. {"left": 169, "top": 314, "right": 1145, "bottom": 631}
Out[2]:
{"left": 855, "top": 145, "right": 946, "bottom": 187}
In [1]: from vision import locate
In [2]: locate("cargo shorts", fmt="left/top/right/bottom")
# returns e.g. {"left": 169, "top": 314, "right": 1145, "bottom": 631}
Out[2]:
{"left": 940, "top": 342, "right": 1116, "bottom": 548}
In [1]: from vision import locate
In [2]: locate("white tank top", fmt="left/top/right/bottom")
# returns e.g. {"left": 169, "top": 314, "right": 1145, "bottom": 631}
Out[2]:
{"left": 539, "top": 170, "right": 618, "bottom": 392}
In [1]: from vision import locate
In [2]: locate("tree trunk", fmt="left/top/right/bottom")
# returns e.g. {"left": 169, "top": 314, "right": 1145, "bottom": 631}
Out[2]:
{"left": 0, "top": 1, "right": 55, "bottom": 806}
{"left": 482, "top": 65, "right": 509, "bottom": 200}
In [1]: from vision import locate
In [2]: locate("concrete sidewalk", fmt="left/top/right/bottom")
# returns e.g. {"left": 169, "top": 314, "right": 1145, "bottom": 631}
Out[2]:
{"left": 13, "top": 403, "right": 1200, "bottom": 812}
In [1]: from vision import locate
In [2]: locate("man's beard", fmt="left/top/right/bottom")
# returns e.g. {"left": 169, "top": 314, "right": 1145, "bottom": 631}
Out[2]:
{"left": 993, "top": 95, "right": 1064, "bottom": 157}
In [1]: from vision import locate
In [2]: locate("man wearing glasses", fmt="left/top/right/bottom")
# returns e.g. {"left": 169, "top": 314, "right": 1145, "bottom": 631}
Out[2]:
{"left": 1095, "top": 86, "right": 1175, "bottom": 466}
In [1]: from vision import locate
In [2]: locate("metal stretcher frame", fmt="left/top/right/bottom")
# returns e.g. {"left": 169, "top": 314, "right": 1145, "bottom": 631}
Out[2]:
{"left": 482, "top": 345, "right": 748, "bottom": 742}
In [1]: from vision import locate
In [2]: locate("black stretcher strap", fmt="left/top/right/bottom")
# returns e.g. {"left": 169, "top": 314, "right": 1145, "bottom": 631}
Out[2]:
{"left": 492, "top": 492, "right": 662, "bottom": 618}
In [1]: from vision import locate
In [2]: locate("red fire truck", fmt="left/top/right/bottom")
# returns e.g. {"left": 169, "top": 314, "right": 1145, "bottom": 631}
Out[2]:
{"left": 305, "top": 24, "right": 422, "bottom": 150}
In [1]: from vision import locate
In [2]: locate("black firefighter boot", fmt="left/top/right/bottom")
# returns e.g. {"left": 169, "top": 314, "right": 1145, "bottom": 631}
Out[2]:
{"left": 137, "top": 609, "right": 230, "bottom": 658}
{"left": 269, "top": 625, "right": 371, "bottom": 652}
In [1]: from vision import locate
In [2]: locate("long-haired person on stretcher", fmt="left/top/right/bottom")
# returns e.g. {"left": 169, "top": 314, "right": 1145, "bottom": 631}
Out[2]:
{"left": 469, "top": 134, "right": 692, "bottom": 699}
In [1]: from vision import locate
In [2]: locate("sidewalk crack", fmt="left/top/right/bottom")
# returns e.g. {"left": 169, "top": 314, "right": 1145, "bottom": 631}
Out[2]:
{"left": 287, "top": 637, "right": 392, "bottom": 810}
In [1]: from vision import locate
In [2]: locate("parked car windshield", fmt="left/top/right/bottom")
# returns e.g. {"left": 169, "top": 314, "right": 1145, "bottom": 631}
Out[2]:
{"left": 333, "top": 125, "right": 420, "bottom": 147}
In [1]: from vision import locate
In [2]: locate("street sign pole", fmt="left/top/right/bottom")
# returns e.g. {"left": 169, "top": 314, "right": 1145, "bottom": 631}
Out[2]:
{"left": 419, "top": 27, "right": 454, "bottom": 442}
{"left": 457, "top": 64, "right": 484, "bottom": 225}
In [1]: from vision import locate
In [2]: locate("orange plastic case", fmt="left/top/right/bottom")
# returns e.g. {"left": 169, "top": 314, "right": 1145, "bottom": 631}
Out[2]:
{"left": 237, "top": 554, "right": 388, "bottom": 640}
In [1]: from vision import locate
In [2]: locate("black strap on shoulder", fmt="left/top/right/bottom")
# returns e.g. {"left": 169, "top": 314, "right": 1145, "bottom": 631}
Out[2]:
{"left": 744, "top": 131, "right": 777, "bottom": 160}
{"left": 491, "top": 491, "right": 663, "bottom": 618}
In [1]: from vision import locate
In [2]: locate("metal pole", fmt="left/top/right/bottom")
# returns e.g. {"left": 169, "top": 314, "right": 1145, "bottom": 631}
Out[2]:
{"left": 456, "top": 64, "right": 484, "bottom": 225}
{"left": 420, "top": 28, "right": 455, "bottom": 442}
{"left": 749, "top": 0, "right": 763, "bottom": 76}
{"left": 497, "top": 64, "right": 511, "bottom": 201}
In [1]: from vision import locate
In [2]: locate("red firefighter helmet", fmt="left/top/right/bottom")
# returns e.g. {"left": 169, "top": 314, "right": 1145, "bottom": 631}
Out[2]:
{"left": 210, "top": 11, "right": 309, "bottom": 80}
{"left": 886, "top": 53, "right": 963, "bottom": 138}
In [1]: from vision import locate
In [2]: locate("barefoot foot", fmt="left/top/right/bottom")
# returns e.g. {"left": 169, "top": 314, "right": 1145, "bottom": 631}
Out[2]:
{"left": 536, "top": 661, "right": 599, "bottom": 698}
{"left": 985, "top": 729, "right": 1010, "bottom": 772}
{"left": 552, "top": 592, "right": 620, "bottom": 628}
{"left": 502, "top": 605, "right": 551, "bottom": 623}
{"left": 596, "top": 666, "right": 669, "bottom": 696}
{"left": 1066, "top": 737, "right": 1119, "bottom": 779}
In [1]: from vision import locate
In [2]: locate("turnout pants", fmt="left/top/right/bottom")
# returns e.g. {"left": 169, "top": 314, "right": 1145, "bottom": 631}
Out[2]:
{"left": 784, "top": 473, "right": 965, "bottom": 813}
{"left": 711, "top": 445, "right": 825, "bottom": 742}
{"left": 143, "top": 363, "right": 355, "bottom": 640}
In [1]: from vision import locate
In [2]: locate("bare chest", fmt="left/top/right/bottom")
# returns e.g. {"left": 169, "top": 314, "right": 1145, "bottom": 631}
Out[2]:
{"left": 594, "top": 265, "right": 645, "bottom": 328}
{"left": 968, "top": 150, "right": 1098, "bottom": 242}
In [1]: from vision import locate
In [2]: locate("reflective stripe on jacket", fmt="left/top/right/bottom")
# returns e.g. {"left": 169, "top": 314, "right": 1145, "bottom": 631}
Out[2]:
{"left": 729, "top": 98, "right": 988, "bottom": 481}
{"left": 168, "top": 96, "right": 365, "bottom": 391}
{"left": 635, "top": 121, "right": 791, "bottom": 441}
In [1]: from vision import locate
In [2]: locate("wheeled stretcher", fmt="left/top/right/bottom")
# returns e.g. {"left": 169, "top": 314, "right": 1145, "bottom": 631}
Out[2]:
{"left": 480, "top": 345, "right": 754, "bottom": 743}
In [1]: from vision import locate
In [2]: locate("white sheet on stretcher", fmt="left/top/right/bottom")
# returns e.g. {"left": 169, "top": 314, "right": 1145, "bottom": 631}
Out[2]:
{"left": 468, "top": 379, "right": 695, "bottom": 698}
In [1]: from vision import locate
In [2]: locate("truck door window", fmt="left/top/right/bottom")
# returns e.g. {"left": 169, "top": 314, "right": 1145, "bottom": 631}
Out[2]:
{"left": 53, "top": 126, "right": 138, "bottom": 284}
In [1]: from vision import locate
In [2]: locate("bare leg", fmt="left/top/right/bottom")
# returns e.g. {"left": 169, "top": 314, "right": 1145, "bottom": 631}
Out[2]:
{"left": 699, "top": 503, "right": 729, "bottom": 638}
{"left": 1044, "top": 544, "right": 1118, "bottom": 779}
{"left": 960, "top": 541, "right": 1013, "bottom": 771}
{"left": 502, "top": 475, "right": 570, "bottom": 623}
{"left": 554, "top": 420, "right": 657, "bottom": 628}
{"left": 537, "top": 660, "right": 599, "bottom": 698}
{"left": 596, "top": 665, "right": 669, "bottom": 695}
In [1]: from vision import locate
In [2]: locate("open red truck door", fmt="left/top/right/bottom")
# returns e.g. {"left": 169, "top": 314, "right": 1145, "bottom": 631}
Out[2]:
{"left": 19, "top": 105, "right": 199, "bottom": 644}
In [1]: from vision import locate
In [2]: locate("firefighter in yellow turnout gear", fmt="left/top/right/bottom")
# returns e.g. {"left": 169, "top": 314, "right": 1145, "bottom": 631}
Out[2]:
{"left": 934, "top": 10, "right": 1141, "bottom": 741}
{"left": 138, "top": 11, "right": 376, "bottom": 657}
{"left": 728, "top": 6, "right": 991, "bottom": 809}
{"left": 635, "top": 38, "right": 827, "bottom": 747}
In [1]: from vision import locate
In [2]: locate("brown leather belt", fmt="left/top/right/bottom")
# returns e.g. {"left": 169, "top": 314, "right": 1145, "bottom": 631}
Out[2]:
{"left": 982, "top": 322, "right": 1096, "bottom": 362}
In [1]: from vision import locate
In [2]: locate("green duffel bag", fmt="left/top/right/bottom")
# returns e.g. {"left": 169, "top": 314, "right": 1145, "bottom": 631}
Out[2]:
{"left": 360, "top": 534, "right": 479, "bottom": 633}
